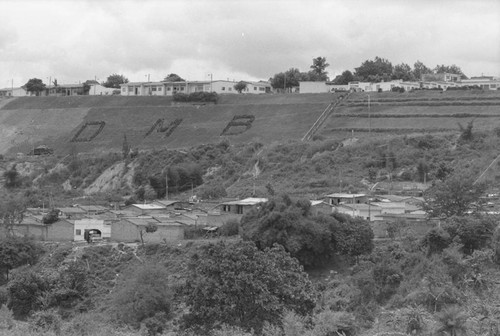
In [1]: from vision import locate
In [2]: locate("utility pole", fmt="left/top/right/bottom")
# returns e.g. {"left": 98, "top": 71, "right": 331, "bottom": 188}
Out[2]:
{"left": 283, "top": 74, "right": 286, "bottom": 93}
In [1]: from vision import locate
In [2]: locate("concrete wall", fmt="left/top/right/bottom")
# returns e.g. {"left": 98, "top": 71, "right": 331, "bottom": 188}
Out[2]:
{"left": 74, "top": 219, "right": 110, "bottom": 241}
{"left": 111, "top": 220, "right": 140, "bottom": 242}
{"left": 299, "top": 81, "right": 328, "bottom": 94}
{"left": 143, "top": 224, "right": 184, "bottom": 243}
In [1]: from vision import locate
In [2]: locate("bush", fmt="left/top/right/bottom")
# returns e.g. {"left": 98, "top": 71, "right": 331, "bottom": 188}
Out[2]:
{"left": 28, "top": 309, "right": 62, "bottom": 335}
{"left": 219, "top": 219, "right": 240, "bottom": 237}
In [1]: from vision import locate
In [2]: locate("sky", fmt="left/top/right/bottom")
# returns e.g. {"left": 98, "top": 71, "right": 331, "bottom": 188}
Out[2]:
{"left": 1, "top": 0, "right": 499, "bottom": 88}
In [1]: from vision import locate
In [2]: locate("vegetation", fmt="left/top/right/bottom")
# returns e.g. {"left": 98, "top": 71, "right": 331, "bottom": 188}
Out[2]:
{"left": 23, "top": 78, "right": 46, "bottom": 96}
{"left": 234, "top": 81, "right": 248, "bottom": 93}
{"left": 103, "top": 73, "right": 129, "bottom": 89}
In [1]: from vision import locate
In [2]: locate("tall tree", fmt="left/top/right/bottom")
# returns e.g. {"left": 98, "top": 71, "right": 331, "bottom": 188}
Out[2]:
{"left": 354, "top": 56, "right": 393, "bottom": 82}
{"left": 332, "top": 70, "right": 355, "bottom": 85}
{"left": 309, "top": 56, "right": 330, "bottom": 81}
{"left": 423, "top": 171, "right": 487, "bottom": 218}
{"left": 23, "top": 78, "right": 46, "bottom": 96}
{"left": 181, "top": 241, "right": 315, "bottom": 333}
{"left": 269, "top": 68, "right": 308, "bottom": 90}
{"left": 413, "top": 60, "right": 432, "bottom": 81}
{"left": 103, "top": 74, "right": 129, "bottom": 89}
{"left": 392, "top": 63, "right": 415, "bottom": 81}
{"left": 163, "top": 73, "right": 185, "bottom": 82}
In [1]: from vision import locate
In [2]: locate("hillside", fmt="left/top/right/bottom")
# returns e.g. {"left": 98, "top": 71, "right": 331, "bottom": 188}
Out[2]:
{"left": 0, "top": 93, "right": 336, "bottom": 156}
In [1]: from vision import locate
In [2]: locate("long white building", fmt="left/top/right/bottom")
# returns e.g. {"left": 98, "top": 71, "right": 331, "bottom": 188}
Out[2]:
{"left": 120, "top": 79, "right": 271, "bottom": 96}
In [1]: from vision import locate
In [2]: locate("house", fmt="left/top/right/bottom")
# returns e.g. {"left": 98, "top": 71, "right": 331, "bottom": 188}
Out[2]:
{"left": 111, "top": 217, "right": 185, "bottom": 243}
{"left": 334, "top": 203, "right": 382, "bottom": 221}
{"left": 325, "top": 193, "right": 367, "bottom": 206}
{"left": 58, "top": 207, "right": 87, "bottom": 220}
{"left": 74, "top": 218, "right": 111, "bottom": 242}
{"left": 77, "top": 205, "right": 108, "bottom": 216}
{"left": 0, "top": 87, "right": 29, "bottom": 98}
{"left": 120, "top": 79, "right": 271, "bottom": 96}
{"left": 369, "top": 202, "right": 406, "bottom": 215}
{"left": 128, "top": 203, "right": 167, "bottom": 216}
{"left": 310, "top": 200, "right": 334, "bottom": 215}
{"left": 88, "top": 84, "right": 118, "bottom": 95}
{"left": 45, "top": 84, "right": 88, "bottom": 96}
{"left": 13, "top": 216, "right": 74, "bottom": 241}
{"left": 217, "top": 197, "right": 268, "bottom": 215}
{"left": 422, "top": 73, "right": 461, "bottom": 83}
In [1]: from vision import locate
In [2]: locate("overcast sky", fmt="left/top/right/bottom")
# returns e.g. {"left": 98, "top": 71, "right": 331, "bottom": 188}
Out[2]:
{"left": 1, "top": 0, "right": 499, "bottom": 88}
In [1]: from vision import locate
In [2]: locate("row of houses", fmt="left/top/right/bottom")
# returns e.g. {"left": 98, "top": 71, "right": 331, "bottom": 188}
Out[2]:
{"left": 299, "top": 73, "right": 500, "bottom": 93}
{"left": 7, "top": 192, "right": 434, "bottom": 243}
{"left": 10, "top": 198, "right": 268, "bottom": 243}
{"left": 0, "top": 83, "right": 117, "bottom": 98}
{"left": 0, "top": 79, "right": 272, "bottom": 98}
{"left": 119, "top": 79, "right": 271, "bottom": 96}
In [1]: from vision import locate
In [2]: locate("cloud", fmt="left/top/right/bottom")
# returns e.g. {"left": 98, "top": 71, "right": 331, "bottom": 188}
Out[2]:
{"left": 0, "top": 0, "right": 499, "bottom": 87}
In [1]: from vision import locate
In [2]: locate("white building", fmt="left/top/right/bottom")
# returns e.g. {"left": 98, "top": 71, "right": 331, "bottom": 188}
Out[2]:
{"left": 120, "top": 80, "right": 271, "bottom": 96}
{"left": 88, "top": 84, "right": 118, "bottom": 95}
{"left": 74, "top": 218, "right": 111, "bottom": 241}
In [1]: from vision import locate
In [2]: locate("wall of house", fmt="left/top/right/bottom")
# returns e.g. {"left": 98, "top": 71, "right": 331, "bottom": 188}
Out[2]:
{"left": 142, "top": 225, "right": 184, "bottom": 243}
{"left": 299, "top": 82, "right": 328, "bottom": 94}
{"left": 111, "top": 220, "right": 140, "bottom": 242}
{"left": 12, "top": 224, "right": 46, "bottom": 240}
{"left": 89, "top": 84, "right": 117, "bottom": 95}
{"left": 46, "top": 220, "right": 74, "bottom": 241}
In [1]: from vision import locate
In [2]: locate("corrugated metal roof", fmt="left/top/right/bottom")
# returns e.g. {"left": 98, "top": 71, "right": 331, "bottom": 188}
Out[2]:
{"left": 132, "top": 204, "right": 166, "bottom": 210}
{"left": 221, "top": 197, "right": 268, "bottom": 206}
{"left": 326, "top": 193, "right": 366, "bottom": 198}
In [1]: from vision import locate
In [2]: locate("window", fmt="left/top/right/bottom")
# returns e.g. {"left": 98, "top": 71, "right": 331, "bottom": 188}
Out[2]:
{"left": 157, "top": 86, "right": 162, "bottom": 91}
{"left": 152, "top": 87, "right": 157, "bottom": 92}
{"left": 180, "top": 87, "right": 184, "bottom": 91}
{"left": 76, "top": 229, "right": 81, "bottom": 235}
{"left": 259, "top": 87, "right": 265, "bottom": 91}
{"left": 128, "top": 87, "right": 133, "bottom": 92}
{"left": 222, "top": 87, "right": 225, "bottom": 91}
{"left": 122, "top": 87, "right": 126, "bottom": 92}
{"left": 228, "top": 87, "right": 232, "bottom": 91}
{"left": 167, "top": 87, "right": 171, "bottom": 91}
{"left": 237, "top": 205, "right": 243, "bottom": 214}
{"left": 254, "top": 87, "right": 257, "bottom": 90}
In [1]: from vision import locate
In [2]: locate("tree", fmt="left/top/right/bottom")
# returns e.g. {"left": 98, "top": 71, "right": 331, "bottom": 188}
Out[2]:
{"left": 23, "top": 78, "right": 46, "bottom": 96}
{"left": 269, "top": 68, "right": 309, "bottom": 90}
{"left": 3, "top": 165, "right": 21, "bottom": 189}
{"left": 443, "top": 215, "right": 497, "bottom": 254}
{"left": 103, "top": 74, "right": 128, "bottom": 89}
{"left": 234, "top": 81, "right": 248, "bottom": 93}
{"left": 163, "top": 73, "right": 185, "bottom": 82}
{"left": 42, "top": 208, "right": 59, "bottom": 225}
{"left": 7, "top": 266, "right": 49, "bottom": 318}
{"left": 0, "top": 197, "right": 26, "bottom": 236}
{"left": 332, "top": 70, "right": 354, "bottom": 85}
{"left": 309, "top": 56, "right": 329, "bottom": 81}
{"left": 111, "top": 264, "right": 172, "bottom": 329}
{"left": 392, "top": 63, "right": 415, "bottom": 81}
{"left": 413, "top": 60, "right": 432, "bottom": 81}
{"left": 354, "top": 56, "right": 393, "bottom": 82}
{"left": 241, "top": 196, "right": 336, "bottom": 268}
{"left": 329, "top": 212, "right": 374, "bottom": 259}
{"left": 423, "top": 171, "right": 487, "bottom": 218}
{"left": 0, "top": 237, "right": 43, "bottom": 283}
{"left": 122, "top": 133, "right": 130, "bottom": 160}
{"left": 434, "top": 64, "right": 467, "bottom": 79}
{"left": 181, "top": 241, "right": 315, "bottom": 333}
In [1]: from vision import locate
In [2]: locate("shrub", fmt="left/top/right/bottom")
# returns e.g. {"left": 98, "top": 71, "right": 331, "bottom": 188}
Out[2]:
{"left": 28, "top": 309, "right": 62, "bottom": 335}
{"left": 219, "top": 219, "right": 240, "bottom": 237}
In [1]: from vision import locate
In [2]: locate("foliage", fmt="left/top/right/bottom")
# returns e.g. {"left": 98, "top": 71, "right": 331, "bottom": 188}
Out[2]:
{"left": 0, "top": 237, "right": 43, "bottom": 283}
{"left": 219, "top": 219, "right": 240, "bottom": 237}
{"left": 423, "top": 171, "right": 487, "bottom": 218}
{"left": 139, "top": 223, "right": 158, "bottom": 245}
{"left": 458, "top": 120, "right": 474, "bottom": 142}
{"left": 434, "top": 305, "right": 468, "bottom": 336}
{"left": 332, "top": 70, "right": 354, "bottom": 85}
{"left": 270, "top": 68, "right": 309, "bottom": 90}
{"left": 3, "top": 165, "right": 21, "bottom": 189}
{"left": 197, "top": 181, "right": 227, "bottom": 200}
{"left": 42, "top": 208, "right": 59, "bottom": 225}
{"left": 173, "top": 91, "right": 219, "bottom": 103}
{"left": 181, "top": 241, "right": 316, "bottom": 333}
{"left": 434, "top": 64, "right": 467, "bottom": 78}
{"left": 122, "top": 133, "right": 130, "bottom": 160}
{"left": 354, "top": 56, "right": 393, "bottom": 82}
{"left": 163, "top": 73, "right": 185, "bottom": 82}
{"left": 103, "top": 73, "right": 128, "bottom": 89}
{"left": 7, "top": 266, "right": 49, "bottom": 318}
{"left": 111, "top": 264, "right": 172, "bottom": 329}
{"left": 28, "top": 309, "right": 62, "bottom": 335}
{"left": 392, "top": 63, "right": 415, "bottom": 81}
{"left": 309, "top": 56, "right": 330, "bottom": 81}
{"left": 330, "top": 212, "right": 374, "bottom": 259}
{"left": 0, "top": 197, "right": 26, "bottom": 236}
{"left": 234, "top": 81, "right": 248, "bottom": 93}
{"left": 23, "top": 78, "right": 46, "bottom": 95}
{"left": 413, "top": 60, "right": 433, "bottom": 80}
{"left": 0, "top": 304, "right": 14, "bottom": 330}
{"left": 443, "top": 215, "right": 497, "bottom": 254}
{"left": 422, "top": 227, "right": 451, "bottom": 255}
{"left": 241, "top": 196, "right": 336, "bottom": 268}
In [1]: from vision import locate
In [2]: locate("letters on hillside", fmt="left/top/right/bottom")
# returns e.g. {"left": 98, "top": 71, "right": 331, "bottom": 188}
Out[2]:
{"left": 69, "top": 115, "right": 255, "bottom": 142}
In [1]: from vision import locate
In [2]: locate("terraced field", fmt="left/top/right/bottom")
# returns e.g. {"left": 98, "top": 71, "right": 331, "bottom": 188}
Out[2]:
{"left": 318, "top": 90, "right": 500, "bottom": 138}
